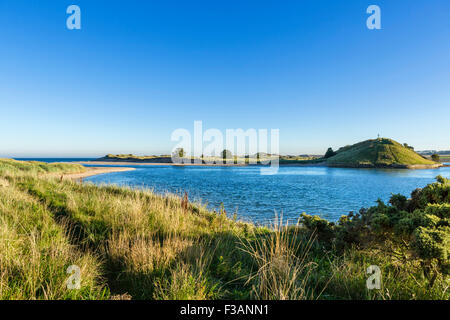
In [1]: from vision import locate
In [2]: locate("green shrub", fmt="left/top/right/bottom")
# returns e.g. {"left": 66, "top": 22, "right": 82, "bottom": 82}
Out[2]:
{"left": 431, "top": 154, "right": 440, "bottom": 162}
{"left": 324, "top": 148, "right": 337, "bottom": 159}
{"left": 300, "top": 176, "right": 450, "bottom": 287}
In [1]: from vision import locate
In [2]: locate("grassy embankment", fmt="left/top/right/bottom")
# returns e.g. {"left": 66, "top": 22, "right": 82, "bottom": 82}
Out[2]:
{"left": 0, "top": 158, "right": 448, "bottom": 300}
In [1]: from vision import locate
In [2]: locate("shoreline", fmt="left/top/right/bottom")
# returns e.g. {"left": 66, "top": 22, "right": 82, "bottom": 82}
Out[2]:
{"left": 60, "top": 166, "right": 136, "bottom": 179}
{"left": 77, "top": 160, "right": 325, "bottom": 167}
{"left": 74, "top": 160, "right": 445, "bottom": 169}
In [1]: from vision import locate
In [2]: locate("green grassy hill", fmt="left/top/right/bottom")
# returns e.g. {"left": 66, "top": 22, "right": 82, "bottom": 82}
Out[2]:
{"left": 325, "top": 138, "right": 440, "bottom": 168}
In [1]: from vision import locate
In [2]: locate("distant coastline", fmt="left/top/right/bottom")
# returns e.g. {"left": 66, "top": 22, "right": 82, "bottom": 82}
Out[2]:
{"left": 83, "top": 137, "right": 445, "bottom": 170}
{"left": 78, "top": 160, "right": 446, "bottom": 169}
{"left": 75, "top": 161, "right": 247, "bottom": 167}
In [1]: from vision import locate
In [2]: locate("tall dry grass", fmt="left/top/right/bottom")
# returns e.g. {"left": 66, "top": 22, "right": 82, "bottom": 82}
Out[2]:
{"left": 2, "top": 159, "right": 446, "bottom": 300}
{"left": 3, "top": 165, "right": 256, "bottom": 299}
{"left": 0, "top": 182, "right": 105, "bottom": 299}
{"left": 240, "top": 217, "right": 319, "bottom": 300}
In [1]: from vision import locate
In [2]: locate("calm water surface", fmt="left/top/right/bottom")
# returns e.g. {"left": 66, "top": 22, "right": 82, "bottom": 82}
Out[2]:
{"left": 84, "top": 164, "right": 450, "bottom": 223}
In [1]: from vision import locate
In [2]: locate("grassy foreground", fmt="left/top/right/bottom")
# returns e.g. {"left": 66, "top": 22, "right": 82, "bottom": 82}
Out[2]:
{"left": 0, "top": 159, "right": 448, "bottom": 300}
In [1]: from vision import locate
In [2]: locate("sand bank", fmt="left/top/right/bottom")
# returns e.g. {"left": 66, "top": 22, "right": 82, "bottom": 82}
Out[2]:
{"left": 61, "top": 166, "right": 135, "bottom": 180}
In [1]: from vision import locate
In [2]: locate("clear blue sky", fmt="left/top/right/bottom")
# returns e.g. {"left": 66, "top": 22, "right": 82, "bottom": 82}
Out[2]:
{"left": 1, "top": 0, "right": 449, "bottom": 157}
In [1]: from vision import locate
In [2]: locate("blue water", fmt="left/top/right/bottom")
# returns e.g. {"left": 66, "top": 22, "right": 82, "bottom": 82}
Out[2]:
{"left": 83, "top": 164, "right": 450, "bottom": 223}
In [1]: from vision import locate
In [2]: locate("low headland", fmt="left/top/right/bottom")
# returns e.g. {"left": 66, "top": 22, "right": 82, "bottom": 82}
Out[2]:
{"left": 88, "top": 138, "right": 443, "bottom": 169}
{"left": 0, "top": 158, "right": 448, "bottom": 300}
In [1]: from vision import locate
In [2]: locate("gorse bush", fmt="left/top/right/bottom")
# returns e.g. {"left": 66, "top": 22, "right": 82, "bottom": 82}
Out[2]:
{"left": 300, "top": 175, "right": 450, "bottom": 289}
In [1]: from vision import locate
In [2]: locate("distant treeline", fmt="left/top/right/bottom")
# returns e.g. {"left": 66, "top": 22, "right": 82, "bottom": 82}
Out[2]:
{"left": 418, "top": 150, "right": 450, "bottom": 155}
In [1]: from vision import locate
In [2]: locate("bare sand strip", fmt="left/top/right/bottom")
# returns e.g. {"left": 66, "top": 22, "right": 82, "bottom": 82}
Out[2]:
{"left": 62, "top": 167, "right": 135, "bottom": 180}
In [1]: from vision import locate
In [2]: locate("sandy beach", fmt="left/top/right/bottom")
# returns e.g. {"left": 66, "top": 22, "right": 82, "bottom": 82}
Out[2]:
{"left": 60, "top": 166, "right": 135, "bottom": 179}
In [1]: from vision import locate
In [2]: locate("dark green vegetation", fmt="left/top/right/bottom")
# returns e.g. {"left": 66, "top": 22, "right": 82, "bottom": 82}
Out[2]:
{"left": 1, "top": 159, "right": 448, "bottom": 299}
{"left": 301, "top": 175, "right": 449, "bottom": 296}
{"left": 325, "top": 138, "right": 440, "bottom": 168}
{"left": 432, "top": 154, "right": 441, "bottom": 162}
{"left": 324, "top": 147, "right": 337, "bottom": 159}
{"left": 172, "top": 148, "right": 185, "bottom": 159}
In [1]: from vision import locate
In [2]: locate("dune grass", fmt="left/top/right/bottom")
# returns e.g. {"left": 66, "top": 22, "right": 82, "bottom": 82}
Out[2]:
{"left": 0, "top": 179, "right": 105, "bottom": 299}
{"left": 0, "top": 159, "right": 448, "bottom": 300}
{"left": 0, "top": 158, "right": 86, "bottom": 175}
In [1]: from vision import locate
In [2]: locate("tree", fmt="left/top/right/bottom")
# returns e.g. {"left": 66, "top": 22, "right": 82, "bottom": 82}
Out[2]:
{"left": 172, "top": 147, "right": 185, "bottom": 158}
{"left": 324, "top": 147, "right": 336, "bottom": 159}
{"left": 222, "top": 149, "right": 232, "bottom": 159}
{"left": 404, "top": 143, "right": 414, "bottom": 151}
{"left": 431, "top": 154, "right": 440, "bottom": 162}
